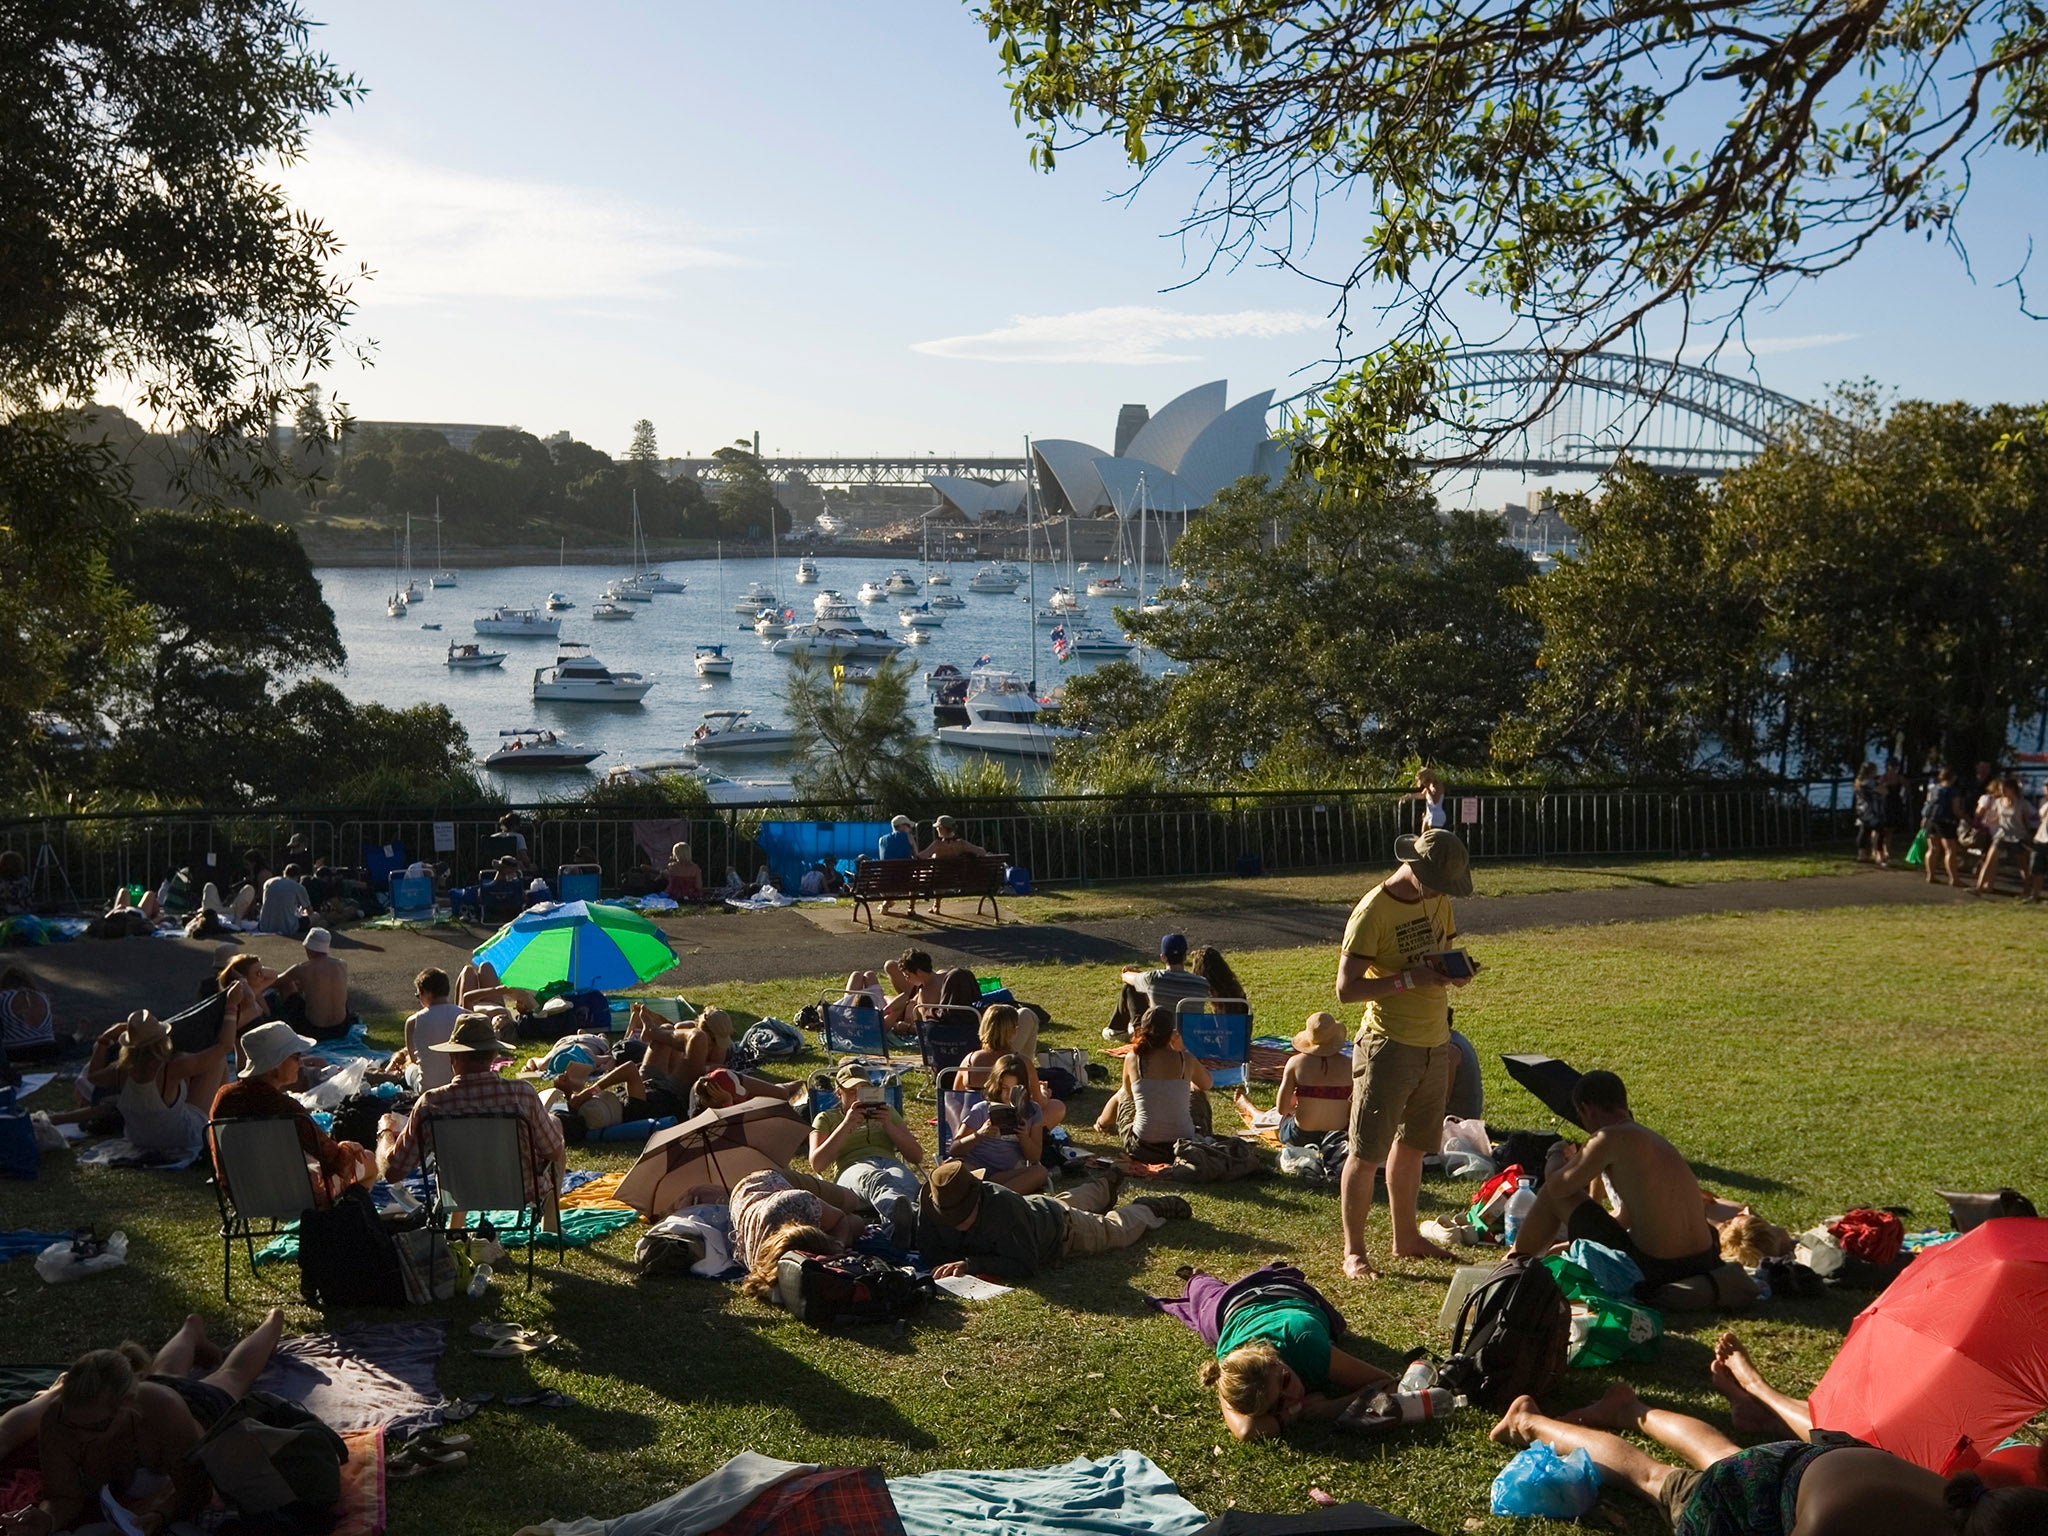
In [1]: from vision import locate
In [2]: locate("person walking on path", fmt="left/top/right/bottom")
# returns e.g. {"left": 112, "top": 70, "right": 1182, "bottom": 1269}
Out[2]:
{"left": 1336, "top": 827, "right": 1474, "bottom": 1279}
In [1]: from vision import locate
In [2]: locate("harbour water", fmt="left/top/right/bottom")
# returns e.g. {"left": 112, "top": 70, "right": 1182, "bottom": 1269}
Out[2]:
{"left": 316, "top": 554, "right": 1163, "bottom": 794}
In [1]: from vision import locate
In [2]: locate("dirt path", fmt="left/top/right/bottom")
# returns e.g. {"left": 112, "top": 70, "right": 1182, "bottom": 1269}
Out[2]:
{"left": 16, "top": 865, "right": 1968, "bottom": 1028}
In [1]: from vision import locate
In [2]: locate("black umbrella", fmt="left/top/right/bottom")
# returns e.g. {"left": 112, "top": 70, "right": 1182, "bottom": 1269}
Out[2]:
{"left": 1501, "top": 1052, "right": 1585, "bottom": 1128}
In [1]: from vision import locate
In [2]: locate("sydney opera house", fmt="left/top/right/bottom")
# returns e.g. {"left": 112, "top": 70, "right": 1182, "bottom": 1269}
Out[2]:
{"left": 927, "top": 381, "right": 1287, "bottom": 521}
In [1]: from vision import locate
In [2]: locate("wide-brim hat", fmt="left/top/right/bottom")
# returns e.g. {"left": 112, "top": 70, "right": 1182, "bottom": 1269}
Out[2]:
{"left": 927, "top": 1159, "right": 980, "bottom": 1227}
{"left": 1291, "top": 1012, "right": 1346, "bottom": 1056}
{"left": 238, "top": 1020, "right": 317, "bottom": 1078}
{"left": 124, "top": 1009, "right": 168, "bottom": 1048}
{"left": 1395, "top": 826, "right": 1473, "bottom": 898}
{"left": 428, "top": 1012, "right": 518, "bottom": 1057}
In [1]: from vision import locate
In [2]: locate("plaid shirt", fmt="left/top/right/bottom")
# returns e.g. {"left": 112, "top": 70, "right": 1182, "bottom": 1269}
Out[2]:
{"left": 384, "top": 1068, "right": 564, "bottom": 1205}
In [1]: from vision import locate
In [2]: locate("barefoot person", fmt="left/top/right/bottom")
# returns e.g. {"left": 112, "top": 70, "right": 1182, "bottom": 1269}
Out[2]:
{"left": 1509, "top": 1070, "right": 1727, "bottom": 1299}
{"left": 1336, "top": 827, "right": 1474, "bottom": 1278}
{"left": 1488, "top": 1385, "right": 2047, "bottom": 1536}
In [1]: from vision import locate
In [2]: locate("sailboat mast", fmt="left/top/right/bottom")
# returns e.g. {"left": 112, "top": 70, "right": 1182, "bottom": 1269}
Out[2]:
{"left": 1024, "top": 434, "right": 1039, "bottom": 693}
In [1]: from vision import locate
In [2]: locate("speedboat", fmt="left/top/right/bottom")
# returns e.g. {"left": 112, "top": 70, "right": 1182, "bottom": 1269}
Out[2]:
{"left": 694, "top": 644, "right": 734, "bottom": 677}
{"left": 1086, "top": 573, "right": 1137, "bottom": 599}
{"left": 928, "top": 592, "right": 966, "bottom": 611}
{"left": 754, "top": 609, "right": 789, "bottom": 638}
{"left": 445, "top": 642, "right": 506, "bottom": 669}
{"left": 968, "top": 564, "right": 1020, "bottom": 594}
{"left": 603, "top": 760, "right": 797, "bottom": 803}
{"left": 531, "top": 647, "right": 654, "bottom": 703}
{"left": 856, "top": 581, "right": 888, "bottom": 604}
{"left": 813, "top": 590, "right": 859, "bottom": 621}
{"left": 386, "top": 592, "right": 408, "bottom": 618}
{"left": 906, "top": 627, "right": 932, "bottom": 645}
{"left": 475, "top": 606, "right": 561, "bottom": 638}
{"left": 926, "top": 565, "right": 953, "bottom": 587}
{"left": 883, "top": 569, "right": 920, "bottom": 596}
{"left": 935, "top": 667, "right": 1081, "bottom": 756}
{"left": 547, "top": 591, "right": 574, "bottom": 611}
{"left": 897, "top": 602, "right": 944, "bottom": 629}
{"left": 772, "top": 623, "right": 903, "bottom": 660}
{"left": 691, "top": 709, "right": 801, "bottom": 755}
{"left": 483, "top": 729, "right": 603, "bottom": 772}
{"left": 591, "top": 599, "right": 634, "bottom": 621}
{"left": 420, "top": 622, "right": 442, "bottom": 630}
{"left": 733, "top": 580, "right": 776, "bottom": 614}
{"left": 795, "top": 556, "right": 820, "bottom": 585}
{"left": 1066, "top": 626, "right": 1135, "bottom": 656}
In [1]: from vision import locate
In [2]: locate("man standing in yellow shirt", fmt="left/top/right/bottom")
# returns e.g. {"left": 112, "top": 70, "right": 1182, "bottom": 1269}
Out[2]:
{"left": 1336, "top": 827, "right": 1475, "bottom": 1279}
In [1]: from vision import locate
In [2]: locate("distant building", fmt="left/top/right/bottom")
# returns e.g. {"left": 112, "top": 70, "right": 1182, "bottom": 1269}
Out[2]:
{"left": 1029, "top": 381, "right": 1288, "bottom": 519}
{"left": 1113, "top": 403, "right": 1150, "bottom": 458}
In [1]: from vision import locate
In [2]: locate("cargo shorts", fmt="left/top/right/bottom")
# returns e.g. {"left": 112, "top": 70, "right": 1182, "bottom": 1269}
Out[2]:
{"left": 1349, "top": 1033, "right": 1453, "bottom": 1164}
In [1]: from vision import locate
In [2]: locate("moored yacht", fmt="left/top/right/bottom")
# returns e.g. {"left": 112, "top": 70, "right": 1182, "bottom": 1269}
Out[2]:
{"left": 483, "top": 729, "right": 602, "bottom": 771}
{"left": 694, "top": 643, "right": 734, "bottom": 677}
{"left": 754, "top": 609, "right": 789, "bottom": 638}
{"left": 445, "top": 642, "right": 506, "bottom": 669}
{"left": 733, "top": 580, "right": 777, "bottom": 614}
{"left": 897, "top": 602, "right": 944, "bottom": 629}
{"left": 968, "top": 564, "right": 1021, "bottom": 594}
{"left": 1085, "top": 572, "right": 1136, "bottom": 599}
{"left": 771, "top": 623, "right": 903, "bottom": 660}
{"left": 883, "top": 569, "right": 919, "bottom": 596}
{"left": 691, "top": 709, "right": 801, "bottom": 754}
{"left": 546, "top": 592, "right": 575, "bottom": 611}
{"left": 935, "top": 668, "right": 1080, "bottom": 756}
{"left": 926, "top": 564, "right": 953, "bottom": 587}
{"left": 813, "top": 589, "right": 859, "bottom": 621}
{"left": 531, "top": 647, "right": 653, "bottom": 702}
{"left": 591, "top": 598, "right": 634, "bottom": 621}
{"left": 475, "top": 606, "right": 560, "bottom": 638}
{"left": 1065, "top": 625, "right": 1135, "bottom": 656}
{"left": 856, "top": 580, "right": 888, "bottom": 604}
{"left": 795, "top": 556, "right": 820, "bottom": 584}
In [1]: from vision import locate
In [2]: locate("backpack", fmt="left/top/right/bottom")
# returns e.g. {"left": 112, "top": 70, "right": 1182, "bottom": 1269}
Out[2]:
{"left": 328, "top": 1088, "right": 413, "bottom": 1149}
{"left": 1171, "top": 1133, "right": 1262, "bottom": 1182}
{"left": 296, "top": 1186, "right": 407, "bottom": 1308}
{"left": 774, "top": 1252, "right": 934, "bottom": 1328}
{"left": 190, "top": 1390, "right": 348, "bottom": 1528}
{"left": 1438, "top": 1255, "right": 1571, "bottom": 1410}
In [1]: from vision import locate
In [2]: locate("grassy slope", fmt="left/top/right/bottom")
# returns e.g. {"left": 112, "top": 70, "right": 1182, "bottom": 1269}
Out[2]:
{"left": 8, "top": 899, "right": 2043, "bottom": 1536}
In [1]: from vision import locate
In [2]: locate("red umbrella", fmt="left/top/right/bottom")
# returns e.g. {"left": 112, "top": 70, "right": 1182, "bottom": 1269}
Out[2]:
{"left": 1809, "top": 1217, "right": 2048, "bottom": 1475}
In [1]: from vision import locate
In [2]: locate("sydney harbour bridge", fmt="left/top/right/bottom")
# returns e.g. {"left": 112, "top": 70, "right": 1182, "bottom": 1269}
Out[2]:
{"left": 663, "top": 350, "right": 1810, "bottom": 490}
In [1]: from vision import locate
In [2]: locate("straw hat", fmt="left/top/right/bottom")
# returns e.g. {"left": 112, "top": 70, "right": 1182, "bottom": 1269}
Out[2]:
{"left": 124, "top": 1009, "right": 168, "bottom": 1048}
{"left": 1291, "top": 1011, "right": 1346, "bottom": 1056}
{"left": 237, "top": 1020, "right": 317, "bottom": 1078}
{"left": 1394, "top": 826, "right": 1473, "bottom": 898}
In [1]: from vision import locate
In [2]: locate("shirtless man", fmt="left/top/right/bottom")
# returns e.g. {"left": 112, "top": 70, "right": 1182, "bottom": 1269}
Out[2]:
{"left": 1510, "top": 1069, "right": 1723, "bottom": 1294}
{"left": 881, "top": 949, "right": 940, "bottom": 1031}
{"left": 271, "top": 928, "right": 356, "bottom": 1041}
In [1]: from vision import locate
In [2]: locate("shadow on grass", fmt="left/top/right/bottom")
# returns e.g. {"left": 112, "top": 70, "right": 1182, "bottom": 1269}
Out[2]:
{"left": 1689, "top": 1162, "right": 1791, "bottom": 1195}
{"left": 917, "top": 925, "right": 1142, "bottom": 967}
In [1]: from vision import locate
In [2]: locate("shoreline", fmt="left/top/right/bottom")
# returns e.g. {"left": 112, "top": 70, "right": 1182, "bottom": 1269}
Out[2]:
{"left": 302, "top": 539, "right": 1072, "bottom": 570}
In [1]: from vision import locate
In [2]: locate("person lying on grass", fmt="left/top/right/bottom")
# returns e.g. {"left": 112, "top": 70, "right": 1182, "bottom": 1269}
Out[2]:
{"left": 672, "top": 1173, "right": 872, "bottom": 1294}
{"left": 948, "top": 1054, "right": 1047, "bottom": 1193}
{"left": 1510, "top": 1069, "right": 1737, "bottom": 1302}
{"left": 1152, "top": 1264, "right": 1396, "bottom": 1443}
{"left": 3, "top": 1309, "right": 286, "bottom": 1536}
{"left": 915, "top": 1158, "right": 1188, "bottom": 1282}
{"left": 1489, "top": 1382, "right": 2048, "bottom": 1536}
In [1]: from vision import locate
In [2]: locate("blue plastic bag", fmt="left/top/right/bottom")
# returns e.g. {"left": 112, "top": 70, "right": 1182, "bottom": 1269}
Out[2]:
{"left": 1491, "top": 1441, "right": 1601, "bottom": 1518}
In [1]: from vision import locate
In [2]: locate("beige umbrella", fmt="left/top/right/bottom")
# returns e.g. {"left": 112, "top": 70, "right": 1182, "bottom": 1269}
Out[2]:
{"left": 615, "top": 1098, "right": 809, "bottom": 1216}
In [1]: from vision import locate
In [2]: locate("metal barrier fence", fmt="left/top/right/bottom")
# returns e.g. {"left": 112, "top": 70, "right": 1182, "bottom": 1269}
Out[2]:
{"left": 0, "top": 780, "right": 1854, "bottom": 909}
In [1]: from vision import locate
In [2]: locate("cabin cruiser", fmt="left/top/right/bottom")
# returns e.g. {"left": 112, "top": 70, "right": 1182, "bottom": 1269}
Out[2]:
{"left": 475, "top": 606, "right": 561, "bottom": 638}
{"left": 430, "top": 571, "right": 458, "bottom": 589}
{"left": 606, "top": 580, "right": 653, "bottom": 603}
{"left": 772, "top": 623, "right": 903, "bottom": 660}
{"left": 754, "top": 609, "right": 789, "bottom": 638}
{"left": 883, "top": 569, "right": 919, "bottom": 596}
{"left": 926, "top": 564, "right": 953, "bottom": 587}
{"left": 926, "top": 663, "right": 970, "bottom": 727}
{"left": 928, "top": 591, "right": 966, "bottom": 610}
{"left": 795, "top": 556, "right": 820, "bottom": 584}
{"left": 733, "top": 580, "right": 777, "bottom": 614}
{"left": 1065, "top": 626, "right": 1135, "bottom": 656}
{"left": 906, "top": 627, "right": 931, "bottom": 644}
{"left": 968, "top": 564, "right": 1021, "bottom": 594}
{"left": 531, "top": 647, "right": 654, "bottom": 702}
{"left": 444, "top": 642, "right": 507, "bottom": 669}
{"left": 897, "top": 602, "right": 944, "bottom": 629}
{"left": 627, "top": 570, "right": 686, "bottom": 594}
{"left": 1037, "top": 602, "right": 1091, "bottom": 627}
{"left": 483, "top": 729, "right": 603, "bottom": 771}
{"left": 1047, "top": 585, "right": 1084, "bottom": 612}
{"left": 591, "top": 598, "right": 634, "bottom": 621}
{"left": 691, "top": 709, "right": 801, "bottom": 755}
{"left": 694, "top": 644, "right": 734, "bottom": 677}
{"left": 546, "top": 591, "right": 575, "bottom": 611}
{"left": 813, "top": 512, "right": 842, "bottom": 540}
{"left": 935, "top": 667, "right": 1081, "bottom": 756}
{"left": 856, "top": 581, "right": 888, "bottom": 605}
{"left": 813, "top": 589, "right": 859, "bottom": 621}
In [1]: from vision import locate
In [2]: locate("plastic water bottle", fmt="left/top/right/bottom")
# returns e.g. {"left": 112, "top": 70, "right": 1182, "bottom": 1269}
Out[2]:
{"left": 1394, "top": 1387, "right": 1456, "bottom": 1423}
{"left": 467, "top": 1264, "right": 493, "bottom": 1298}
{"left": 1503, "top": 1178, "right": 1537, "bottom": 1245}
{"left": 1398, "top": 1355, "right": 1438, "bottom": 1394}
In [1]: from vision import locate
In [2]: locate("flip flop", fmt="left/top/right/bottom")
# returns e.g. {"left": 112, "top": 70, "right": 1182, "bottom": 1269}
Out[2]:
{"left": 501, "top": 1390, "right": 577, "bottom": 1409}
{"left": 388, "top": 1443, "right": 469, "bottom": 1478}
{"left": 468, "top": 1322, "right": 528, "bottom": 1341}
{"left": 472, "top": 1333, "right": 558, "bottom": 1358}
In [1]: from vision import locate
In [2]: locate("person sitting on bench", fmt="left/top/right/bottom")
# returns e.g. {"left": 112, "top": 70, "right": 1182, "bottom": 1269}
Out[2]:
{"left": 1510, "top": 1069, "right": 1735, "bottom": 1303}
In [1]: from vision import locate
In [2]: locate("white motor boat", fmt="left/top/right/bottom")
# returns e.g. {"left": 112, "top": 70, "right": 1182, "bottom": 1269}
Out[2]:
{"left": 968, "top": 564, "right": 1021, "bottom": 593}
{"left": 1048, "top": 585, "right": 1084, "bottom": 612}
{"left": 935, "top": 668, "right": 1081, "bottom": 756}
{"left": 475, "top": 606, "right": 561, "bottom": 638}
{"left": 733, "top": 580, "right": 777, "bottom": 614}
{"left": 386, "top": 592, "right": 408, "bottom": 618}
{"left": 813, "top": 590, "right": 859, "bottom": 621}
{"left": 1037, "top": 603, "right": 1091, "bottom": 627}
{"left": 926, "top": 565, "right": 953, "bottom": 587}
{"left": 795, "top": 556, "right": 820, "bottom": 585}
{"left": 883, "top": 569, "right": 919, "bottom": 596}
{"left": 754, "top": 609, "right": 789, "bottom": 638}
{"left": 897, "top": 602, "right": 944, "bottom": 630}
{"left": 603, "top": 760, "right": 798, "bottom": 803}
{"left": 834, "top": 663, "right": 878, "bottom": 686}
{"left": 856, "top": 581, "right": 888, "bottom": 604}
{"left": 445, "top": 642, "right": 506, "bottom": 669}
{"left": 483, "top": 729, "right": 603, "bottom": 772}
{"left": 691, "top": 709, "right": 801, "bottom": 755}
{"left": 694, "top": 643, "right": 735, "bottom": 677}
{"left": 772, "top": 623, "right": 903, "bottom": 660}
{"left": 431, "top": 572, "right": 458, "bottom": 589}
{"left": 607, "top": 581, "right": 653, "bottom": 603}
{"left": 928, "top": 592, "right": 966, "bottom": 611}
{"left": 1086, "top": 573, "right": 1137, "bottom": 599}
{"left": 546, "top": 591, "right": 575, "bottom": 611}
{"left": 591, "top": 599, "right": 634, "bottom": 621}
{"left": 906, "top": 627, "right": 932, "bottom": 645}
{"left": 1065, "top": 625, "right": 1134, "bottom": 656}
{"left": 813, "top": 512, "right": 842, "bottom": 540}
{"left": 630, "top": 571, "right": 687, "bottom": 594}
{"left": 531, "top": 647, "right": 654, "bottom": 703}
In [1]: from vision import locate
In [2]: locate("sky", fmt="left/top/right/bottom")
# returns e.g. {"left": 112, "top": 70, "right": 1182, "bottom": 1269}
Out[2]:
{"left": 288, "top": 1, "right": 2048, "bottom": 507}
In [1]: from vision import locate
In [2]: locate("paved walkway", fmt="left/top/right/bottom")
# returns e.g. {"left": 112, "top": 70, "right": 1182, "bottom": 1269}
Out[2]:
{"left": 15, "top": 865, "right": 1968, "bottom": 1029}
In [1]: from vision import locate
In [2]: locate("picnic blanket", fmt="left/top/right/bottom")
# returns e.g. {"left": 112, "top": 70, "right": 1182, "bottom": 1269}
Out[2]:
{"left": 255, "top": 1322, "right": 454, "bottom": 1436}
{"left": 1248, "top": 1033, "right": 1352, "bottom": 1084}
{"left": 888, "top": 1451, "right": 1206, "bottom": 1536}
{"left": 77, "top": 1137, "right": 198, "bottom": 1170}
{"left": 336, "top": 1430, "right": 387, "bottom": 1536}
{"left": 307, "top": 1023, "right": 393, "bottom": 1069}
{"left": 357, "top": 912, "right": 466, "bottom": 932}
{"left": 596, "top": 895, "right": 680, "bottom": 914}
{"left": 255, "top": 1171, "right": 639, "bottom": 1266}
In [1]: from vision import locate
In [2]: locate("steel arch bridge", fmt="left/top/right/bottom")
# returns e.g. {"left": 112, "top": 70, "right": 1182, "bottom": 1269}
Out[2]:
{"left": 1410, "top": 349, "right": 1814, "bottom": 477}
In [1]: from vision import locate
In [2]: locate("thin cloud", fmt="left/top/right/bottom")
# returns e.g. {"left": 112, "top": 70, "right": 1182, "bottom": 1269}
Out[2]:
{"left": 280, "top": 135, "right": 744, "bottom": 306}
{"left": 913, "top": 305, "right": 1324, "bottom": 364}
{"left": 1742, "top": 332, "right": 1859, "bottom": 356}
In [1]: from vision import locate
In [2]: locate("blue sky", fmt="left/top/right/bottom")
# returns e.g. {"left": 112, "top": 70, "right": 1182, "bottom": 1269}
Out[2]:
{"left": 292, "top": 1, "right": 2048, "bottom": 506}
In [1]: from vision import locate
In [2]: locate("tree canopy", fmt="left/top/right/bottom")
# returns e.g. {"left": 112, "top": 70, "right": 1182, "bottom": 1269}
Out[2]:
{"left": 980, "top": 0, "right": 2048, "bottom": 466}
{"left": 784, "top": 655, "right": 936, "bottom": 804}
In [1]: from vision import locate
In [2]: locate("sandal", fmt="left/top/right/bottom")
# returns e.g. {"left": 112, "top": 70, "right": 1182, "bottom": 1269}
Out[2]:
{"left": 501, "top": 1390, "right": 577, "bottom": 1409}
{"left": 388, "top": 1442, "right": 469, "bottom": 1479}
{"left": 473, "top": 1333, "right": 558, "bottom": 1358}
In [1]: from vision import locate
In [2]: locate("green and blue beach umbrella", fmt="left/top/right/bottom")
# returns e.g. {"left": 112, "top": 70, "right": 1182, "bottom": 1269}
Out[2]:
{"left": 472, "top": 900, "right": 678, "bottom": 992}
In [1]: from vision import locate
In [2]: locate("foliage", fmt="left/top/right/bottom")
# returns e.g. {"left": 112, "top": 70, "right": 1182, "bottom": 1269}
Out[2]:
{"left": 979, "top": 0, "right": 2048, "bottom": 468}
{"left": 574, "top": 772, "right": 714, "bottom": 816}
{"left": 783, "top": 654, "right": 935, "bottom": 803}
{"left": 627, "top": 419, "right": 660, "bottom": 464}
{"left": 709, "top": 442, "right": 792, "bottom": 540}
{"left": 1058, "top": 474, "right": 1538, "bottom": 785}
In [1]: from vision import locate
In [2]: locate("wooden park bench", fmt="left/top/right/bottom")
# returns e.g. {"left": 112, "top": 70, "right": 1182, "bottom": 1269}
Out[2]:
{"left": 848, "top": 855, "right": 1008, "bottom": 930}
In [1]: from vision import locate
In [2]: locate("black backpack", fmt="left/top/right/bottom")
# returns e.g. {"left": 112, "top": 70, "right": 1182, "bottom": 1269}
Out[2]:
{"left": 1439, "top": 1255, "right": 1570, "bottom": 1410}
{"left": 328, "top": 1088, "right": 413, "bottom": 1149}
{"left": 190, "top": 1390, "right": 348, "bottom": 1530}
{"left": 775, "top": 1252, "right": 934, "bottom": 1328}
{"left": 297, "top": 1186, "right": 407, "bottom": 1307}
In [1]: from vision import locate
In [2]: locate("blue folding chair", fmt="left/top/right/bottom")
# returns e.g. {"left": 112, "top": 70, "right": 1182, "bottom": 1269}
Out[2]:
{"left": 938, "top": 1086, "right": 985, "bottom": 1157}
{"left": 806, "top": 1063, "right": 906, "bottom": 1122}
{"left": 363, "top": 842, "right": 408, "bottom": 892}
{"left": 822, "top": 1000, "right": 892, "bottom": 1060}
{"left": 1176, "top": 997, "right": 1253, "bottom": 1089}
{"left": 389, "top": 872, "right": 433, "bottom": 918}
{"left": 555, "top": 864, "right": 600, "bottom": 904}
{"left": 914, "top": 1005, "right": 982, "bottom": 1090}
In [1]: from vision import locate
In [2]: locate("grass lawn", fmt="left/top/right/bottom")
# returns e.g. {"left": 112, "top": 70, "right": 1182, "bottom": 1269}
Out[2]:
{"left": 8, "top": 898, "right": 2043, "bottom": 1536}
{"left": 1000, "top": 849, "right": 1860, "bottom": 923}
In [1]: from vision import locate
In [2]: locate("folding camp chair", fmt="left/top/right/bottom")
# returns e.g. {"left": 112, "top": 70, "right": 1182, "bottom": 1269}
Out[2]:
{"left": 914, "top": 1005, "right": 982, "bottom": 1092}
{"left": 1176, "top": 997, "right": 1254, "bottom": 1089}
{"left": 363, "top": 842, "right": 409, "bottom": 892}
{"left": 388, "top": 872, "right": 434, "bottom": 918}
{"left": 938, "top": 1086, "right": 985, "bottom": 1157}
{"left": 421, "top": 1113, "right": 554, "bottom": 1290}
{"left": 555, "top": 863, "right": 601, "bottom": 904}
{"left": 207, "top": 1117, "right": 319, "bottom": 1302}
{"left": 822, "top": 1000, "right": 893, "bottom": 1060}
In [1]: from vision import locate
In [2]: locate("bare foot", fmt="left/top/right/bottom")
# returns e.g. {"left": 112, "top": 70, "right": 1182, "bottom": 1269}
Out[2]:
{"left": 1391, "top": 1236, "right": 1458, "bottom": 1262}
{"left": 1342, "top": 1251, "right": 1382, "bottom": 1281}
{"left": 1711, "top": 1333, "right": 1788, "bottom": 1434}
{"left": 1556, "top": 1381, "right": 1642, "bottom": 1432}
{"left": 1488, "top": 1394, "right": 1543, "bottom": 1446}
